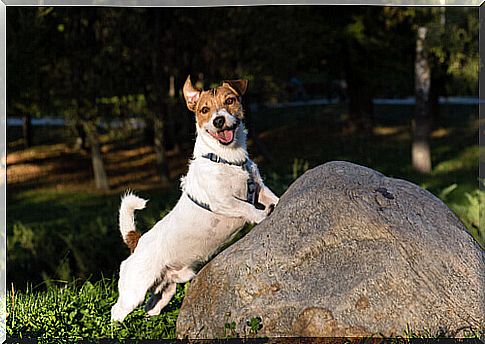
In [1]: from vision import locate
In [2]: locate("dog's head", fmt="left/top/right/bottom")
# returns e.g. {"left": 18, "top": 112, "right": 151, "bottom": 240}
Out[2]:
{"left": 183, "top": 76, "right": 248, "bottom": 146}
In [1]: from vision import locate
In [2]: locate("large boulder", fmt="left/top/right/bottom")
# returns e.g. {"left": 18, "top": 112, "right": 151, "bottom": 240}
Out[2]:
{"left": 176, "top": 161, "right": 485, "bottom": 338}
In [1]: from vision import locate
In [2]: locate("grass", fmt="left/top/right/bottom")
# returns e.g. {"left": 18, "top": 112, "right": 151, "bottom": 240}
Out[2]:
{"left": 6, "top": 279, "right": 483, "bottom": 340}
{"left": 6, "top": 103, "right": 483, "bottom": 340}
{"left": 6, "top": 277, "right": 186, "bottom": 340}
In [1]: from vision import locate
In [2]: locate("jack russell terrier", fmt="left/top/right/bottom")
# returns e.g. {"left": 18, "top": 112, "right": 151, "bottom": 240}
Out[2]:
{"left": 111, "top": 76, "right": 279, "bottom": 322}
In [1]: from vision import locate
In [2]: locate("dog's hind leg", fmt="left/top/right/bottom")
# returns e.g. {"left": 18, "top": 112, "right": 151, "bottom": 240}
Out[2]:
{"left": 145, "top": 283, "right": 177, "bottom": 317}
{"left": 144, "top": 292, "right": 162, "bottom": 314}
{"left": 145, "top": 267, "right": 196, "bottom": 317}
{"left": 111, "top": 285, "right": 147, "bottom": 322}
{"left": 144, "top": 280, "right": 168, "bottom": 314}
{"left": 111, "top": 258, "right": 157, "bottom": 322}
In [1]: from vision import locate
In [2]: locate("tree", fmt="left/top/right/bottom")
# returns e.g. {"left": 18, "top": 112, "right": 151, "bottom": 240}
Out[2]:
{"left": 62, "top": 9, "right": 110, "bottom": 189}
{"left": 413, "top": 26, "right": 432, "bottom": 174}
{"left": 7, "top": 7, "right": 52, "bottom": 148}
{"left": 37, "top": 7, "right": 124, "bottom": 190}
{"left": 408, "top": 8, "right": 478, "bottom": 173}
{"left": 144, "top": 10, "right": 170, "bottom": 184}
{"left": 7, "top": 7, "right": 478, "bottom": 183}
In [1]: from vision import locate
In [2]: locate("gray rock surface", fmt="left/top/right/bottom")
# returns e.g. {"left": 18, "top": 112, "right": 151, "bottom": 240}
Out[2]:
{"left": 176, "top": 161, "right": 485, "bottom": 338}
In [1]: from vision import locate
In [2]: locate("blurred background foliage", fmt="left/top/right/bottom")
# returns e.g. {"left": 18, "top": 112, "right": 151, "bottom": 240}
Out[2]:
{"left": 6, "top": 6, "right": 480, "bottom": 294}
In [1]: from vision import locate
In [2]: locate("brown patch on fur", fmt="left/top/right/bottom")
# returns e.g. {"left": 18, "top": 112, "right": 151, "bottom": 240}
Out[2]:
{"left": 125, "top": 230, "right": 141, "bottom": 253}
{"left": 182, "top": 76, "right": 248, "bottom": 128}
{"left": 194, "top": 87, "right": 244, "bottom": 128}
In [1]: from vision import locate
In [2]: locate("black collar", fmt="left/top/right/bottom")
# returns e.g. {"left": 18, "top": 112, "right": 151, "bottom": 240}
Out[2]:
{"left": 202, "top": 153, "right": 247, "bottom": 167}
{"left": 187, "top": 193, "right": 212, "bottom": 212}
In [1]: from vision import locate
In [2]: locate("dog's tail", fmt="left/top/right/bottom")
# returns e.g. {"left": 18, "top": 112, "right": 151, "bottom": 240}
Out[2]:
{"left": 119, "top": 191, "right": 147, "bottom": 253}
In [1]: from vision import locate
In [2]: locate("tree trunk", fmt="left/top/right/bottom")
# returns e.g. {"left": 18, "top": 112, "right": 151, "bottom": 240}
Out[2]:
{"left": 412, "top": 26, "right": 432, "bottom": 174}
{"left": 169, "top": 75, "right": 176, "bottom": 98}
{"left": 144, "top": 89, "right": 170, "bottom": 185}
{"left": 343, "top": 42, "right": 374, "bottom": 133}
{"left": 165, "top": 77, "right": 179, "bottom": 153}
{"left": 347, "top": 85, "right": 374, "bottom": 132}
{"left": 22, "top": 113, "right": 32, "bottom": 148}
{"left": 74, "top": 122, "right": 88, "bottom": 151}
{"left": 83, "top": 122, "right": 109, "bottom": 190}
{"left": 150, "top": 10, "right": 170, "bottom": 184}
{"left": 153, "top": 112, "right": 170, "bottom": 185}
{"left": 144, "top": 117, "right": 155, "bottom": 145}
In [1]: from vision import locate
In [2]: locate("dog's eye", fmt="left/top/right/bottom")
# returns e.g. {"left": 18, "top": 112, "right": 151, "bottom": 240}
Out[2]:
{"left": 201, "top": 107, "right": 210, "bottom": 114}
{"left": 225, "top": 98, "right": 236, "bottom": 105}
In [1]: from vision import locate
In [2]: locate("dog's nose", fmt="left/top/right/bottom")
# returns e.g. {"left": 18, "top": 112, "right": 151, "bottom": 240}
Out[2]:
{"left": 213, "top": 116, "right": 225, "bottom": 129}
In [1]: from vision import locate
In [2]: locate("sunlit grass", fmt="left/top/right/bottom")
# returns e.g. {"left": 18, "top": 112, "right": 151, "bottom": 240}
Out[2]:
{"left": 434, "top": 145, "right": 478, "bottom": 175}
{"left": 7, "top": 277, "right": 186, "bottom": 340}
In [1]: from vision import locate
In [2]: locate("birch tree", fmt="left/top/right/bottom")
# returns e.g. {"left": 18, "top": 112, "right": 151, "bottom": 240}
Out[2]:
{"left": 413, "top": 26, "right": 432, "bottom": 174}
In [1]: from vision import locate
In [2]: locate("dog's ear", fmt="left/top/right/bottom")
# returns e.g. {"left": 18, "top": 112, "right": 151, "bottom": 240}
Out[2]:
{"left": 183, "top": 76, "right": 201, "bottom": 112}
{"left": 222, "top": 79, "right": 248, "bottom": 96}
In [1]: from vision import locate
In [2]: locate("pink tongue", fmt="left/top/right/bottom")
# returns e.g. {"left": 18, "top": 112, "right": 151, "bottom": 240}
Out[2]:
{"left": 218, "top": 130, "right": 234, "bottom": 143}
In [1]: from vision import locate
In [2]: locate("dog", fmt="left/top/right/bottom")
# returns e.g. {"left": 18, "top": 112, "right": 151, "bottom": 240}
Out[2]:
{"left": 110, "top": 76, "right": 279, "bottom": 322}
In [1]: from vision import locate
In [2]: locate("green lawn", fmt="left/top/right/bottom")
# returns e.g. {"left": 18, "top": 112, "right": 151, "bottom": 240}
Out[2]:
{"left": 6, "top": 277, "right": 186, "bottom": 340}
{"left": 6, "top": 103, "right": 483, "bottom": 340}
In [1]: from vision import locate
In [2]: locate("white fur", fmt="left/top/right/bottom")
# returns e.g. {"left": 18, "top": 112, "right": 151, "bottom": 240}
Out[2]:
{"left": 119, "top": 192, "right": 147, "bottom": 240}
{"left": 111, "top": 118, "right": 279, "bottom": 323}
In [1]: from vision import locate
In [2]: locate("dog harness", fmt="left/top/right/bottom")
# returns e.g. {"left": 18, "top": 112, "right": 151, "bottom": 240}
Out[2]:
{"left": 186, "top": 153, "right": 257, "bottom": 212}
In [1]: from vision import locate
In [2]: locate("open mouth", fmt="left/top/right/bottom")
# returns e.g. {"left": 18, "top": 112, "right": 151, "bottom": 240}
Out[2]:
{"left": 207, "top": 125, "right": 238, "bottom": 145}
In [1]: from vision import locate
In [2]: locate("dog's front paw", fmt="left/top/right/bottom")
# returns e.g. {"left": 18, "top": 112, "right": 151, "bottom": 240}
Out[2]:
{"left": 250, "top": 209, "right": 267, "bottom": 224}
{"left": 266, "top": 203, "right": 275, "bottom": 216}
{"left": 272, "top": 196, "right": 280, "bottom": 206}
